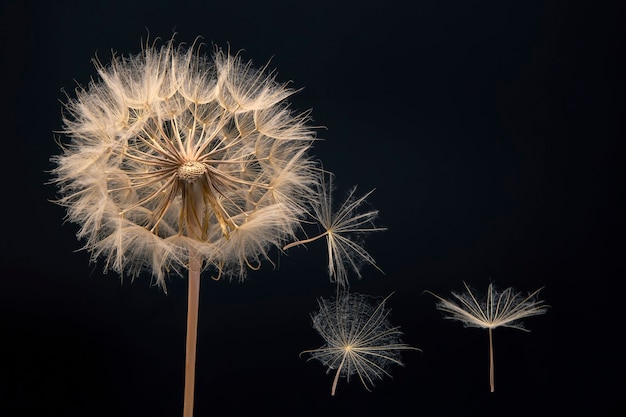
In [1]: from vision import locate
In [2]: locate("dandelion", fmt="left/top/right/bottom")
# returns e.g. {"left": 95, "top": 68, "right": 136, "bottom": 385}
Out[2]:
{"left": 301, "top": 292, "right": 419, "bottom": 396}
{"left": 427, "top": 282, "right": 549, "bottom": 392}
{"left": 51, "top": 36, "right": 320, "bottom": 417}
{"left": 283, "top": 173, "right": 385, "bottom": 288}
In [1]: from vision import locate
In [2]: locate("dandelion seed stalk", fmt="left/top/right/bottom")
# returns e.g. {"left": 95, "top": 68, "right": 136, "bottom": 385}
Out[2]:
{"left": 488, "top": 327, "right": 494, "bottom": 393}
{"left": 331, "top": 349, "right": 347, "bottom": 396}
{"left": 184, "top": 258, "right": 200, "bottom": 417}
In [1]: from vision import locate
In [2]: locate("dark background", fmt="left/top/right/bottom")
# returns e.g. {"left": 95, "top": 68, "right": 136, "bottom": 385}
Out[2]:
{"left": 0, "top": 0, "right": 624, "bottom": 416}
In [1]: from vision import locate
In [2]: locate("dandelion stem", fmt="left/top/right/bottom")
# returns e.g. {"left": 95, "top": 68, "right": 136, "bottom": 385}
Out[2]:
{"left": 183, "top": 254, "right": 201, "bottom": 417}
{"left": 331, "top": 353, "right": 347, "bottom": 396}
{"left": 183, "top": 180, "right": 205, "bottom": 417}
{"left": 488, "top": 327, "right": 495, "bottom": 393}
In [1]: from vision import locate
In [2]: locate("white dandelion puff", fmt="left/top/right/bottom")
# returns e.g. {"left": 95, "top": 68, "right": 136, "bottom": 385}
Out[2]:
{"left": 284, "top": 173, "right": 386, "bottom": 288}
{"left": 50, "top": 36, "right": 322, "bottom": 417}
{"left": 301, "top": 292, "right": 420, "bottom": 396}
{"left": 427, "top": 282, "right": 549, "bottom": 392}
{"left": 52, "top": 39, "right": 319, "bottom": 286}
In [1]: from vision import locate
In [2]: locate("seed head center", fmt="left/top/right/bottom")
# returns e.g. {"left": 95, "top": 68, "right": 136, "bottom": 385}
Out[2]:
{"left": 177, "top": 161, "right": 207, "bottom": 183}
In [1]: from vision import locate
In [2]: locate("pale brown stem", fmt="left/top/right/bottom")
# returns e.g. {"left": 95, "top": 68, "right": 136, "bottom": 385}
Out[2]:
{"left": 331, "top": 353, "right": 347, "bottom": 397}
{"left": 183, "top": 253, "right": 201, "bottom": 417}
{"left": 182, "top": 181, "right": 204, "bottom": 417}
{"left": 488, "top": 327, "right": 495, "bottom": 393}
{"left": 282, "top": 231, "right": 328, "bottom": 250}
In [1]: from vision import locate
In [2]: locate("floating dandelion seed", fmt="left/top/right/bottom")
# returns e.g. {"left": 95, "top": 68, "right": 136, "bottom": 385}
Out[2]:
{"left": 428, "top": 282, "right": 549, "bottom": 392}
{"left": 284, "top": 174, "right": 385, "bottom": 287}
{"left": 51, "top": 36, "right": 321, "bottom": 417}
{"left": 301, "top": 292, "right": 419, "bottom": 396}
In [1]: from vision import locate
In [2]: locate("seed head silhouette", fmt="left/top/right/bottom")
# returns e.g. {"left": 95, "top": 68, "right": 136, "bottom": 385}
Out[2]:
{"left": 51, "top": 36, "right": 322, "bottom": 416}
{"left": 301, "top": 292, "right": 419, "bottom": 396}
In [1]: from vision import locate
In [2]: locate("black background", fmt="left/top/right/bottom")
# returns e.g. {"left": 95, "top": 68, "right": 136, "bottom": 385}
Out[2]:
{"left": 0, "top": 1, "right": 624, "bottom": 416}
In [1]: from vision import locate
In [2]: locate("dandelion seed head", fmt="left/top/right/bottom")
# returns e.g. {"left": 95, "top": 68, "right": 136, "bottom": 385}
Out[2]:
{"left": 301, "top": 292, "right": 419, "bottom": 395}
{"left": 428, "top": 282, "right": 549, "bottom": 392}
{"left": 431, "top": 282, "right": 549, "bottom": 331}
{"left": 51, "top": 37, "right": 320, "bottom": 288}
{"left": 283, "top": 173, "right": 386, "bottom": 288}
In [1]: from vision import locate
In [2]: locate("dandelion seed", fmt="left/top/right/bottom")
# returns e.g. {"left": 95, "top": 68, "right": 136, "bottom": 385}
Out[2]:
{"left": 301, "top": 291, "right": 420, "bottom": 396}
{"left": 284, "top": 173, "right": 386, "bottom": 287}
{"left": 427, "top": 282, "right": 549, "bottom": 392}
{"left": 51, "top": 36, "right": 321, "bottom": 417}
